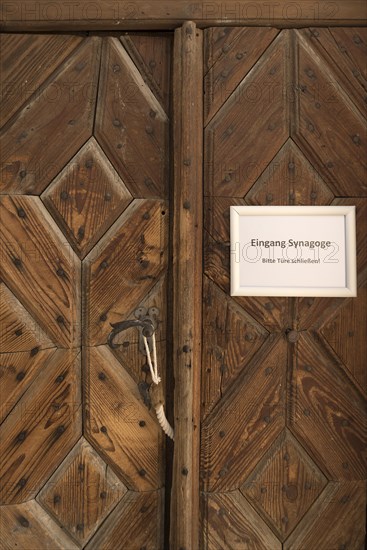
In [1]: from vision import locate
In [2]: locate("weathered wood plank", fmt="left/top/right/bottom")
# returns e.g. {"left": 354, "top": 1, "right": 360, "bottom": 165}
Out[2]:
{"left": 170, "top": 21, "right": 203, "bottom": 550}
{"left": 120, "top": 33, "right": 172, "bottom": 114}
{"left": 0, "top": 282, "right": 55, "bottom": 352}
{"left": 245, "top": 138, "right": 334, "bottom": 206}
{"left": 0, "top": 348, "right": 81, "bottom": 504}
{"left": 86, "top": 489, "right": 164, "bottom": 550}
{"left": 0, "top": 37, "right": 101, "bottom": 195}
{"left": 83, "top": 199, "right": 168, "bottom": 346}
{"left": 201, "top": 336, "right": 286, "bottom": 492}
{"left": 204, "top": 27, "right": 279, "bottom": 124}
{"left": 95, "top": 37, "right": 169, "bottom": 199}
{"left": 0, "top": 34, "right": 83, "bottom": 129}
{"left": 0, "top": 349, "right": 57, "bottom": 423}
{"left": 289, "top": 333, "right": 366, "bottom": 480}
{"left": 0, "top": 499, "right": 79, "bottom": 550}
{"left": 284, "top": 481, "right": 366, "bottom": 550}
{"left": 38, "top": 437, "right": 127, "bottom": 546}
{"left": 1, "top": 1, "right": 366, "bottom": 31}
{"left": 85, "top": 345, "right": 163, "bottom": 492}
{"left": 298, "top": 27, "right": 367, "bottom": 118}
{"left": 293, "top": 31, "right": 367, "bottom": 196}
{"left": 205, "top": 30, "right": 290, "bottom": 197}
{"left": 202, "top": 276, "right": 268, "bottom": 418}
{"left": 201, "top": 490, "right": 282, "bottom": 549}
{"left": 0, "top": 196, "right": 81, "bottom": 348}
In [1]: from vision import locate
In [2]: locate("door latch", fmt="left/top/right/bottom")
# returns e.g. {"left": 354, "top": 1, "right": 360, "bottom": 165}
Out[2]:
{"left": 107, "top": 306, "right": 160, "bottom": 354}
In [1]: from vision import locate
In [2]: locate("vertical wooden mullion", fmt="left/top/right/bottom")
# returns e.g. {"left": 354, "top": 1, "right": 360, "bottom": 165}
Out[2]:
{"left": 170, "top": 21, "right": 203, "bottom": 550}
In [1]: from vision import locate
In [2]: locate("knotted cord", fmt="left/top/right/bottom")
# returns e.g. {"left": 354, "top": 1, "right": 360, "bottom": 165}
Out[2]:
{"left": 142, "top": 332, "right": 174, "bottom": 440}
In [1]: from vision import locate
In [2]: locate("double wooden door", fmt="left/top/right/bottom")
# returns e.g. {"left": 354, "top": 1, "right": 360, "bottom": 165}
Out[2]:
{"left": 0, "top": 24, "right": 366, "bottom": 549}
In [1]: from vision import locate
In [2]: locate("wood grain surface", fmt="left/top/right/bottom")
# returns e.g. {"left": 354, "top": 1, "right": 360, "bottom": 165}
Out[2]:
{"left": 170, "top": 21, "right": 203, "bottom": 550}
{"left": 1, "top": 1, "right": 366, "bottom": 31}
{"left": 95, "top": 37, "right": 169, "bottom": 199}
{"left": 38, "top": 437, "right": 127, "bottom": 545}
{"left": 0, "top": 38, "right": 101, "bottom": 195}
{"left": 0, "top": 348, "right": 81, "bottom": 504}
{"left": 0, "top": 196, "right": 81, "bottom": 348}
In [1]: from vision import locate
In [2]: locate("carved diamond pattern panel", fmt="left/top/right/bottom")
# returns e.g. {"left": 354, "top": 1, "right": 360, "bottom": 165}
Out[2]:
{"left": 289, "top": 333, "right": 366, "bottom": 481}
{"left": 241, "top": 429, "right": 328, "bottom": 541}
{"left": 202, "top": 25, "right": 366, "bottom": 548}
{"left": 95, "top": 37, "right": 169, "bottom": 199}
{"left": 38, "top": 437, "right": 127, "bottom": 545}
{"left": 84, "top": 199, "right": 168, "bottom": 346}
{"left": 85, "top": 346, "right": 163, "bottom": 492}
{"left": 201, "top": 337, "right": 286, "bottom": 492}
{"left": 201, "top": 491, "right": 282, "bottom": 550}
{"left": 0, "top": 282, "right": 55, "bottom": 352}
{"left": 0, "top": 349, "right": 81, "bottom": 504}
{"left": 205, "top": 31, "right": 289, "bottom": 198}
{"left": 246, "top": 139, "right": 334, "bottom": 205}
{"left": 0, "top": 38, "right": 101, "bottom": 195}
{"left": 0, "top": 31, "right": 170, "bottom": 549}
{"left": 42, "top": 137, "right": 132, "bottom": 258}
{"left": 0, "top": 500, "right": 79, "bottom": 550}
{"left": 202, "top": 277, "right": 268, "bottom": 417}
{"left": 204, "top": 27, "right": 279, "bottom": 124}
{"left": 294, "top": 32, "right": 367, "bottom": 197}
{"left": 0, "top": 196, "right": 81, "bottom": 348}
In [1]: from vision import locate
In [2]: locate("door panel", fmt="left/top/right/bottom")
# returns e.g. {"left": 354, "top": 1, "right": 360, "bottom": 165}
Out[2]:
{"left": 201, "top": 26, "right": 366, "bottom": 549}
{"left": 0, "top": 32, "right": 171, "bottom": 549}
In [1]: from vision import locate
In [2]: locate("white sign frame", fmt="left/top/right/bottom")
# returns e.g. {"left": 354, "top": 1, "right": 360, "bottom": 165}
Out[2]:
{"left": 230, "top": 205, "right": 357, "bottom": 297}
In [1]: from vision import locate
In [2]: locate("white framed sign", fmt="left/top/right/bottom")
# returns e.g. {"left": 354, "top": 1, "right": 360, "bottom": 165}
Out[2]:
{"left": 230, "top": 206, "right": 357, "bottom": 297}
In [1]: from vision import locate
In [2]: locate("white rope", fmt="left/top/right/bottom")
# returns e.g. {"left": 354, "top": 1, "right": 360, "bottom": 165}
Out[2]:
{"left": 143, "top": 334, "right": 161, "bottom": 385}
{"left": 142, "top": 332, "right": 174, "bottom": 440}
{"left": 156, "top": 404, "right": 174, "bottom": 440}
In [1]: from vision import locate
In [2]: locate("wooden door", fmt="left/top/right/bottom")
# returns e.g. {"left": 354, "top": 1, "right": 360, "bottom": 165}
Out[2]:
{"left": 201, "top": 26, "right": 366, "bottom": 549}
{"left": 0, "top": 32, "right": 171, "bottom": 548}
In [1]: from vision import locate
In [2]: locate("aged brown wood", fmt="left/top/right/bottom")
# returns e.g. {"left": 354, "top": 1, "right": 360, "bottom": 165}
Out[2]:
{"left": 85, "top": 345, "right": 164, "bottom": 491}
{"left": 0, "top": 348, "right": 57, "bottom": 423}
{"left": 95, "top": 37, "right": 169, "bottom": 199}
{"left": 0, "top": 499, "right": 79, "bottom": 550}
{"left": 284, "top": 481, "right": 366, "bottom": 549}
{"left": 0, "top": 33, "right": 83, "bottom": 128}
{"left": 83, "top": 199, "right": 168, "bottom": 346}
{"left": 242, "top": 430, "right": 328, "bottom": 540}
{"left": 0, "top": 282, "right": 55, "bottom": 352}
{"left": 42, "top": 137, "right": 132, "bottom": 259}
{"left": 38, "top": 437, "right": 127, "bottom": 545}
{"left": 204, "top": 27, "right": 279, "bottom": 124}
{"left": 0, "top": 348, "right": 81, "bottom": 504}
{"left": 170, "top": 20, "right": 203, "bottom": 550}
{"left": 205, "top": 30, "right": 290, "bottom": 197}
{"left": 201, "top": 25, "right": 366, "bottom": 548}
{"left": 1, "top": 32, "right": 171, "bottom": 548}
{"left": 85, "top": 489, "right": 164, "bottom": 549}
{"left": 120, "top": 33, "right": 172, "bottom": 114}
{"left": 0, "top": 196, "right": 81, "bottom": 348}
{"left": 201, "top": 490, "right": 282, "bottom": 549}
{"left": 1, "top": 1, "right": 366, "bottom": 31}
{"left": 0, "top": 38, "right": 101, "bottom": 195}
